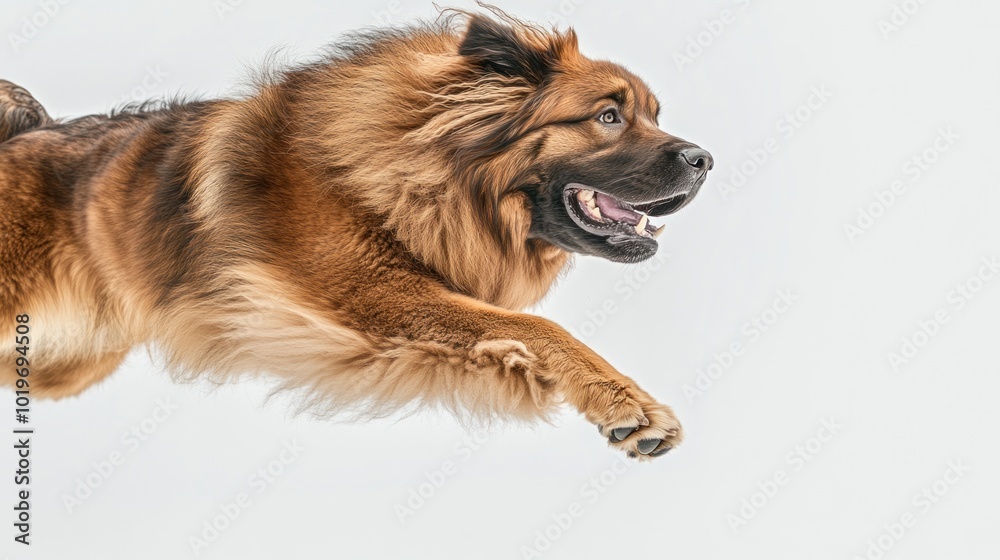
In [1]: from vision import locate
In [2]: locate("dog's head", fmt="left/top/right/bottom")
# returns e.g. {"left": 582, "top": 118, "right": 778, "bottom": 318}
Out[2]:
{"left": 453, "top": 13, "right": 713, "bottom": 263}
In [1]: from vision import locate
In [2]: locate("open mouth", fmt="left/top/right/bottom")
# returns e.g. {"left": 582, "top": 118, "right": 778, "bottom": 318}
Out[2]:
{"left": 562, "top": 183, "right": 690, "bottom": 240}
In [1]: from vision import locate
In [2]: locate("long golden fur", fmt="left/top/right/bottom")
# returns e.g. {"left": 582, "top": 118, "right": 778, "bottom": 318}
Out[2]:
{"left": 0, "top": 9, "right": 711, "bottom": 459}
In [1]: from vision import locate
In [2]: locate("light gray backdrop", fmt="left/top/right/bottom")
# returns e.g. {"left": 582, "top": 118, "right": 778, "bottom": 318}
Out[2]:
{"left": 2, "top": 0, "right": 998, "bottom": 559}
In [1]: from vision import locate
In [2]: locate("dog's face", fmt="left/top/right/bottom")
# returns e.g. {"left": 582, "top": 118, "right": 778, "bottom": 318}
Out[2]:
{"left": 523, "top": 69, "right": 713, "bottom": 264}
{"left": 459, "top": 16, "right": 713, "bottom": 263}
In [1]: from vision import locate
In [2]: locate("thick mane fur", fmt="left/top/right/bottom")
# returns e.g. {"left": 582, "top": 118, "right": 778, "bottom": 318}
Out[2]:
{"left": 254, "top": 12, "right": 579, "bottom": 309}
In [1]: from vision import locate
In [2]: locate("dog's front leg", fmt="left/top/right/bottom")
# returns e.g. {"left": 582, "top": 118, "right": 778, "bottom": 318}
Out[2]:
{"left": 348, "top": 288, "right": 683, "bottom": 459}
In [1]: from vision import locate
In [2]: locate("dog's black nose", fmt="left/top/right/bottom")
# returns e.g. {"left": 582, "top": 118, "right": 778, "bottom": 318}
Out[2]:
{"left": 679, "top": 147, "right": 714, "bottom": 171}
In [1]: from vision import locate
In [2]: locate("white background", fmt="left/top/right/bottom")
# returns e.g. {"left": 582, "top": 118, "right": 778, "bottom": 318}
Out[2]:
{"left": 3, "top": 1, "right": 999, "bottom": 559}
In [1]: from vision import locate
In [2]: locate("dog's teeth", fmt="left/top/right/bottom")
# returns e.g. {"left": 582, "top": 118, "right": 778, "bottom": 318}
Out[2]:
{"left": 635, "top": 214, "right": 648, "bottom": 234}
{"left": 590, "top": 206, "right": 602, "bottom": 220}
{"left": 652, "top": 224, "right": 665, "bottom": 239}
{"left": 577, "top": 189, "right": 595, "bottom": 202}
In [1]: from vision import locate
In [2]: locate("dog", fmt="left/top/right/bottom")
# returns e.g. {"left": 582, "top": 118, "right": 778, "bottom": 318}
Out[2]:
{"left": 0, "top": 9, "right": 712, "bottom": 460}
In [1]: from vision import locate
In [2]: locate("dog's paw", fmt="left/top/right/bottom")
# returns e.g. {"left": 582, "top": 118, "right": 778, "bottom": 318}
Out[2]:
{"left": 596, "top": 399, "right": 683, "bottom": 461}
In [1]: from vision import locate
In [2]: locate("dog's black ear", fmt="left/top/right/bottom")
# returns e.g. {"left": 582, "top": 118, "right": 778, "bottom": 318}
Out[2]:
{"left": 459, "top": 15, "right": 552, "bottom": 83}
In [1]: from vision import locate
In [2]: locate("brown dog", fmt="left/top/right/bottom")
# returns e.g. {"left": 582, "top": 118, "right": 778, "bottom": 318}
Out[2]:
{"left": 0, "top": 10, "right": 712, "bottom": 460}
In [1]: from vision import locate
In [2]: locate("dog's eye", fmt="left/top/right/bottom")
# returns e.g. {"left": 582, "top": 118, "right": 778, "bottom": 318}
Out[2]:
{"left": 598, "top": 109, "right": 621, "bottom": 124}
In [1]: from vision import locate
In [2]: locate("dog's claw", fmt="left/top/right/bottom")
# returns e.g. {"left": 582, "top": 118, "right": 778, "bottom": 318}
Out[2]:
{"left": 609, "top": 427, "right": 636, "bottom": 443}
{"left": 637, "top": 439, "right": 660, "bottom": 455}
{"left": 650, "top": 446, "right": 673, "bottom": 457}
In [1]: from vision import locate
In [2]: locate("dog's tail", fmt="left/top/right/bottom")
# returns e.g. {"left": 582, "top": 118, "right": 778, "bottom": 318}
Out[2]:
{"left": 0, "top": 80, "right": 51, "bottom": 143}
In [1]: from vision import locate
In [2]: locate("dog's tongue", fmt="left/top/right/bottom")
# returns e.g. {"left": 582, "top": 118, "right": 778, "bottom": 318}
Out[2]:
{"left": 594, "top": 192, "right": 642, "bottom": 225}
